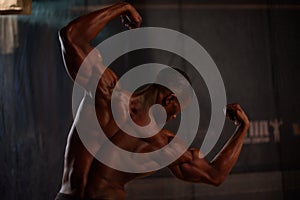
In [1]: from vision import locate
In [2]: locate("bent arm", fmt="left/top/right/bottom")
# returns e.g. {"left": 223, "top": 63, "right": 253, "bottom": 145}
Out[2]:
{"left": 169, "top": 104, "right": 249, "bottom": 186}
{"left": 58, "top": 2, "right": 141, "bottom": 90}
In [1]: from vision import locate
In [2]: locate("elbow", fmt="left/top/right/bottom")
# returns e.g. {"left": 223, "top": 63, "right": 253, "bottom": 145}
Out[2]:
{"left": 58, "top": 19, "right": 82, "bottom": 44}
{"left": 209, "top": 171, "right": 227, "bottom": 187}
{"left": 211, "top": 176, "right": 225, "bottom": 187}
{"left": 58, "top": 22, "right": 89, "bottom": 46}
{"left": 58, "top": 25, "right": 86, "bottom": 48}
{"left": 58, "top": 26, "right": 73, "bottom": 44}
{"left": 211, "top": 174, "right": 227, "bottom": 187}
{"left": 193, "top": 171, "right": 227, "bottom": 186}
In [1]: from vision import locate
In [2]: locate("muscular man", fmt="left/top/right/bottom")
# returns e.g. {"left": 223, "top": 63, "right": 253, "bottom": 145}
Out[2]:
{"left": 56, "top": 2, "right": 249, "bottom": 200}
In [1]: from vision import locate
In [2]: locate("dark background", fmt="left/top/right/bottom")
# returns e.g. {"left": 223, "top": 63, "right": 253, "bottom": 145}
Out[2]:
{"left": 0, "top": 0, "right": 299, "bottom": 199}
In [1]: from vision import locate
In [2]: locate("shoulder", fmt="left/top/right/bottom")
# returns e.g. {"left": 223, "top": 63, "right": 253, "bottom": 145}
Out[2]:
{"left": 161, "top": 129, "right": 176, "bottom": 143}
{"left": 95, "top": 67, "right": 120, "bottom": 101}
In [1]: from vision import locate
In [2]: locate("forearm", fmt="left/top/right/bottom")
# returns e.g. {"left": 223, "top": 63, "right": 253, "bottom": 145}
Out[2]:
{"left": 209, "top": 123, "right": 249, "bottom": 181}
{"left": 58, "top": 2, "right": 142, "bottom": 86}
{"left": 171, "top": 124, "right": 249, "bottom": 185}
{"left": 61, "top": 2, "right": 130, "bottom": 45}
{"left": 170, "top": 104, "right": 249, "bottom": 186}
{"left": 58, "top": 2, "right": 139, "bottom": 87}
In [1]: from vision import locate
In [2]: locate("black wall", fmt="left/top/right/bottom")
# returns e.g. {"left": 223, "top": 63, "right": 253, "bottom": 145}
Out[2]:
{"left": 0, "top": 0, "right": 299, "bottom": 199}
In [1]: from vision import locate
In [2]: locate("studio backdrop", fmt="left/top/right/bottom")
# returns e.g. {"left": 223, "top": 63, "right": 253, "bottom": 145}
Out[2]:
{"left": 0, "top": 0, "right": 299, "bottom": 200}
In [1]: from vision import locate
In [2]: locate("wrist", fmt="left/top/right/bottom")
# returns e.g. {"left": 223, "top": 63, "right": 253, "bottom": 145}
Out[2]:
{"left": 114, "top": 2, "right": 131, "bottom": 13}
{"left": 238, "top": 121, "right": 250, "bottom": 130}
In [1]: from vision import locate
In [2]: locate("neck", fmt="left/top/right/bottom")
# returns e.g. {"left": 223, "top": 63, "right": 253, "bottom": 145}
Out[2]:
{"left": 129, "top": 85, "right": 160, "bottom": 125}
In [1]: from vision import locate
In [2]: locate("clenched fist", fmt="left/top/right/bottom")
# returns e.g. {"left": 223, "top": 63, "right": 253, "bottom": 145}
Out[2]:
{"left": 120, "top": 3, "right": 142, "bottom": 29}
{"left": 226, "top": 103, "right": 249, "bottom": 127}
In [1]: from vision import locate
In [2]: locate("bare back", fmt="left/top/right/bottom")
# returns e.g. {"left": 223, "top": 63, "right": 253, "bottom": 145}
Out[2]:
{"left": 58, "top": 2, "right": 249, "bottom": 199}
{"left": 60, "top": 83, "right": 174, "bottom": 199}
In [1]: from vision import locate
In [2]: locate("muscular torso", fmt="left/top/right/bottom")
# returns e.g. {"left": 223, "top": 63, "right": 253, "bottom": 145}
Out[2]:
{"left": 58, "top": 3, "right": 249, "bottom": 197}
{"left": 60, "top": 89, "right": 172, "bottom": 200}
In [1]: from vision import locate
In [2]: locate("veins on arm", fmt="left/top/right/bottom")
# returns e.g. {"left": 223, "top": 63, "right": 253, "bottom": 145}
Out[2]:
{"left": 169, "top": 122, "right": 249, "bottom": 186}
{"left": 58, "top": 2, "right": 138, "bottom": 93}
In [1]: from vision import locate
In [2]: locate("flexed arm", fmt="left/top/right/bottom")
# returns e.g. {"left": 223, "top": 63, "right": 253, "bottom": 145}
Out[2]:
{"left": 58, "top": 2, "right": 142, "bottom": 91}
{"left": 169, "top": 104, "right": 249, "bottom": 186}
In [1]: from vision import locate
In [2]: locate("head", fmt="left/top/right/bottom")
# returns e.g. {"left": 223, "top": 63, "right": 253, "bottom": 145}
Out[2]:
{"left": 154, "top": 68, "right": 193, "bottom": 122}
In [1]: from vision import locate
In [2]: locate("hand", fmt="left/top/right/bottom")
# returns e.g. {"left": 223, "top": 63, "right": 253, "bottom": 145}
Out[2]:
{"left": 120, "top": 3, "right": 142, "bottom": 29}
{"left": 226, "top": 103, "right": 249, "bottom": 127}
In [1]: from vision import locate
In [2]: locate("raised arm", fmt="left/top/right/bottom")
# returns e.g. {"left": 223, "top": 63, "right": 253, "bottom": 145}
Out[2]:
{"left": 169, "top": 103, "right": 249, "bottom": 186}
{"left": 58, "top": 2, "right": 142, "bottom": 91}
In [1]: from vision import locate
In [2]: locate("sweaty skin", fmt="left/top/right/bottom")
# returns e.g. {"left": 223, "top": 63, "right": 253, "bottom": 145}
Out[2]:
{"left": 58, "top": 2, "right": 250, "bottom": 200}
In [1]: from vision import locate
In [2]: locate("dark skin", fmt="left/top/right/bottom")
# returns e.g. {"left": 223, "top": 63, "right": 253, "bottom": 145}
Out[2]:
{"left": 58, "top": 2, "right": 250, "bottom": 200}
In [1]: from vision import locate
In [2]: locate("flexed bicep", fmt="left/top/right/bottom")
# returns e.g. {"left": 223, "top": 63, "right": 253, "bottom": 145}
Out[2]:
{"left": 168, "top": 148, "right": 222, "bottom": 185}
{"left": 58, "top": 2, "right": 141, "bottom": 92}
{"left": 58, "top": 32, "right": 105, "bottom": 91}
{"left": 169, "top": 104, "right": 249, "bottom": 186}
